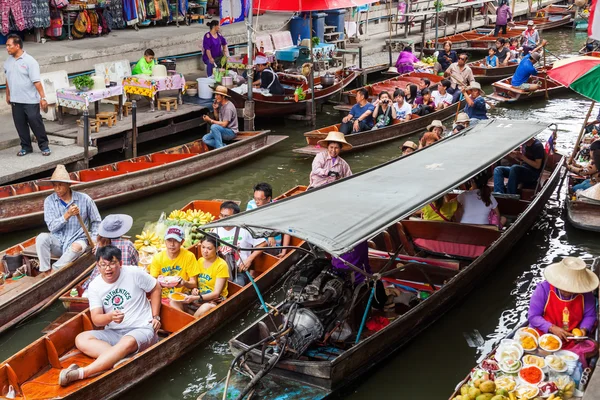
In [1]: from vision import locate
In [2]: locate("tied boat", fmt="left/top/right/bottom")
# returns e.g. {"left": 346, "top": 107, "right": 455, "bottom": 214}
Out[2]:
{"left": 419, "top": 28, "right": 521, "bottom": 55}
{"left": 507, "top": 14, "right": 573, "bottom": 31}
{"left": 468, "top": 59, "right": 519, "bottom": 84}
{"left": 200, "top": 120, "right": 564, "bottom": 399}
{"left": 487, "top": 68, "right": 566, "bottom": 103}
{"left": 0, "top": 131, "right": 286, "bottom": 234}
{"left": 226, "top": 70, "right": 359, "bottom": 117}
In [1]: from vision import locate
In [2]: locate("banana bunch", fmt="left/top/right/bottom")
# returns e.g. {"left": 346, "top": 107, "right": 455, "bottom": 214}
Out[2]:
{"left": 167, "top": 210, "right": 187, "bottom": 221}
{"left": 167, "top": 209, "right": 215, "bottom": 225}
{"left": 558, "top": 381, "right": 575, "bottom": 399}
{"left": 134, "top": 231, "right": 161, "bottom": 250}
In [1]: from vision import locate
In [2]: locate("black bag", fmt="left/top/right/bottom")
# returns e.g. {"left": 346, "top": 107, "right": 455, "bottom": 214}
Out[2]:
{"left": 222, "top": 228, "right": 249, "bottom": 286}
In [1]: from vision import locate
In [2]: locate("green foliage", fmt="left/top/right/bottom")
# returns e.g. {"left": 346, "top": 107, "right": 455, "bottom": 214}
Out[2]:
{"left": 311, "top": 36, "right": 320, "bottom": 47}
{"left": 73, "top": 75, "right": 94, "bottom": 91}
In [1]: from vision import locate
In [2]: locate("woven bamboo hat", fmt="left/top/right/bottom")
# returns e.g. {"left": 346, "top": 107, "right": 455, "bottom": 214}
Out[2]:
{"left": 317, "top": 131, "right": 353, "bottom": 151}
{"left": 544, "top": 257, "right": 599, "bottom": 293}
{"left": 427, "top": 120, "right": 444, "bottom": 131}
{"left": 48, "top": 164, "right": 79, "bottom": 184}
{"left": 213, "top": 85, "right": 230, "bottom": 97}
{"left": 400, "top": 140, "right": 417, "bottom": 151}
{"left": 456, "top": 112, "right": 470, "bottom": 123}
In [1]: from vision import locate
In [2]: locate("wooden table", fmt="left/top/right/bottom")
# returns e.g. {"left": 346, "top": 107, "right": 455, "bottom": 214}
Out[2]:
{"left": 123, "top": 73, "right": 186, "bottom": 112}
{"left": 56, "top": 85, "right": 124, "bottom": 125}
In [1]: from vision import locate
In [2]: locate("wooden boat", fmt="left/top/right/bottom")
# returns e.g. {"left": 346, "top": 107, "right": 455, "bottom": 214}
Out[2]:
{"left": 468, "top": 59, "right": 519, "bottom": 84}
{"left": 508, "top": 15, "right": 573, "bottom": 32}
{"left": 0, "top": 238, "right": 95, "bottom": 335}
{"left": 448, "top": 259, "right": 599, "bottom": 399}
{"left": 0, "top": 131, "right": 286, "bottom": 234}
{"left": 487, "top": 68, "right": 567, "bottom": 103}
{"left": 207, "top": 121, "right": 565, "bottom": 397}
{"left": 227, "top": 70, "right": 359, "bottom": 117}
{"left": 566, "top": 189, "right": 600, "bottom": 233}
{"left": 0, "top": 233, "right": 307, "bottom": 400}
{"left": 537, "top": 4, "right": 576, "bottom": 16}
{"left": 420, "top": 28, "right": 521, "bottom": 54}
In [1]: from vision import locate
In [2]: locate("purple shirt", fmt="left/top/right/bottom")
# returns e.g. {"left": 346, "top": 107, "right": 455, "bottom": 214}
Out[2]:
{"left": 528, "top": 280, "right": 597, "bottom": 333}
{"left": 202, "top": 32, "right": 227, "bottom": 64}
{"left": 331, "top": 242, "right": 371, "bottom": 284}
{"left": 395, "top": 51, "right": 419, "bottom": 74}
{"left": 496, "top": 4, "right": 512, "bottom": 26}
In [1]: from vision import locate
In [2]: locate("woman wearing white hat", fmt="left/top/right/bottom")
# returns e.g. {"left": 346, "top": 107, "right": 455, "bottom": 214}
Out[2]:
{"left": 308, "top": 131, "right": 353, "bottom": 189}
{"left": 528, "top": 257, "right": 599, "bottom": 365}
{"left": 253, "top": 56, "right": 284, "bottom": 95}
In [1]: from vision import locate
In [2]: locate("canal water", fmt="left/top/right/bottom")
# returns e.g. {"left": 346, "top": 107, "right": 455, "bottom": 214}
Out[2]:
{"left": 0, "top": 29, "right": 597, "bottom": 399}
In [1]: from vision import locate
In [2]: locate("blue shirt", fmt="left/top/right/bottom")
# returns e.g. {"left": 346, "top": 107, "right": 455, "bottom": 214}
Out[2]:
{"left": 349, "top": 102, "right": 375, "bottom": 129}
{"left": 465, "top": 96, "right": 488, "bottom": 120}
{"left": 486, "top": 55, "right": 498, "bottom": 67}
{"left": 44, "top": 190, "right": 101, "bottom": 253}
{"left": 511, "top": 54, "right": 538, "bottom": 87}
{"left": 4, "top": 51, "right": 42, "bottom": 104}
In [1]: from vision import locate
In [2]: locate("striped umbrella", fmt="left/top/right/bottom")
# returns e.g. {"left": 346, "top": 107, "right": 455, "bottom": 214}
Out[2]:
{"left": 547, "top": 55, "right": 600, "bottom": 101}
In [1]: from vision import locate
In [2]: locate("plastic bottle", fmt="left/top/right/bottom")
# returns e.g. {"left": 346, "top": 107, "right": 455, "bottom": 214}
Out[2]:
{"left": 573, "top": 362, "right": 583, "bottom": 386}
{"left": 104, "top": 68, "right": 110, "bottom": 87}
{"left": 70, "top": 288, "right": 78, "bottom": 297}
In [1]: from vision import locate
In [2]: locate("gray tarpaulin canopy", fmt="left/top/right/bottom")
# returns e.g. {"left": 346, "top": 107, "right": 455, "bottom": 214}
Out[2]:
{"left": 203, "top": 120, "right": 549, "bottom": 257}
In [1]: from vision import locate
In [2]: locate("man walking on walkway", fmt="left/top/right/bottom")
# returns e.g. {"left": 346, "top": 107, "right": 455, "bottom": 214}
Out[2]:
{"left": 4, "top": 34, "right": 51, "bottom": 157}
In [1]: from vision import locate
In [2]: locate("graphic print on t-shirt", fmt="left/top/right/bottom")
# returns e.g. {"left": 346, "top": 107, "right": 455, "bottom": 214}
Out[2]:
{"left": 102, "top": 288, "right": 132, "bottom": 310}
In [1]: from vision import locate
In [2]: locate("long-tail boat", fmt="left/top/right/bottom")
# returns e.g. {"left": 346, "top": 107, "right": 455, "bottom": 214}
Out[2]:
{"left": 420, "top": 28, "right": 521, "bottom": 54}
{"left": 537, "top": 4, "right": 576, "bottom": 16}
{"left": 487, "top": 68, "right": 566, "bottom": 103}
{"left": 566, "top": 184, "right": 600, "bottom": 232}
{"left": 0, "top": 240, "right": 95, "bottom": 335}
{"left": 447, "top": 259, "right": 599, "bottom": 400}
{"left": 0, "top": 131, "right": 286, "bottom": 234}
{"left": 199, "top": 120, "right": 564, "bottom": 398}
{"left": 508, "top": 14, "right": 573, "bottom": 31}
{"left": 469, "top": 59, "right": 519, "bottom": 84}
{"left": 227, "top": 70, "right": 359, "bottom": 117}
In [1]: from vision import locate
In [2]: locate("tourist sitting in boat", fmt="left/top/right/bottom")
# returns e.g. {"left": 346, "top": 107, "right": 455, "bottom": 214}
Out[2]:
{"left": 404, "top": 84, "right": 418, "bottom": 105}
{"left": 253, "top": 55, "right": 284, "bottom": 95}
{"left": 461, "top": 82, "right": 488, "bottom": 122}
{"left": 455, "top": 172, "right": 506, "bottom": 227}
{"left": 203, "top": 20, "right": 229, "bottom": 78}
{"left": 493, "top": 137, "right": 545, "bottom": 195}
{"left": 433, "top": 41, "right": 457, "bottom": 74}
{"left": 412, "top": 89, "right": 436, "bottom": 116}
{"left": 132, "top": 49, "right": 156, "bottom": 75}
{"left": 400, "top": 140, "right": 417, "bottom": 155}
{"left": 494, "top": 0, "right": 512, "bottom": 36}
{"left": 508, "top": 38, "right": 520, "bottom": 62}
{"left": 331, "top": 241, "right": 371, "bottom": 285}
{"left": 432, "top": 80, "right": 453, "bottom": 110}
{"left": 510, "top": 40, "right": 547, "bottom": 92}
{"left": 36, "top": 164, "right": 101, "bottom": 273}
{"left": 58, "top": 245, "right": 162, "bottom": 387}
{"left": 82, "top": 214, "right": 140, "bottom": 293}
{"left": 568, "top": 141, "right": 600, "bottom": 192}
{"left": 453, "top": 112, "right": 470, "bottom": 134}
{"left": 419, "top": 131, "right": 440, "bottom": 149}
{"left": 485, "top": 47, "right": 499, "bottom": 68}
{"left": 521, "top": 20, "right": 540, "bottom": 55}
{"left": 528, "top": 257, "right": 599, "bottom": 366}
{"left": 427, "top": 120, "right": 445, "bottom": 138}
{"left": 214, "top": 201, "right": 266, "bottom": 285}
{"left": 339, "top": 88, "right": 375, "bottom": 134}
{"left": 309, "top": 131, "right": 353, "bottom": 189}
{"left": 394, "top": 46, "right": 419, "bottom": 74}
{"left": 495, "top": 38, "right": 509, "bottom": 66}
{"left": 421, "top": 195, "right": 457, "bottom": 221}
{"left": 444, "top": 53, "right": 475, "bottom": 103}
{"left": 150, "top": 226, "right": 199, "bottom": 305}
{"left": 183, "top": 236, "right": 229, "bottom": 317}
{"left": 246, "top": 182, "right": 290, "bottom": 258}
{"left": 372, "top": 91, "right": 396, "bottom": 130}
{"left": 418, "top": 77, "right": 431, "bottom": 95}
{"left": 393, "top": 89, "right": 412, "bottom": 122}
{"left": 202, "top": 85, "right": 238, "bottom": 149}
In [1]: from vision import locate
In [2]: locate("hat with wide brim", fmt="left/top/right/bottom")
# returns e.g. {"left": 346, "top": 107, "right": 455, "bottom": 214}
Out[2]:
{"left": 456, "top": 112, "right": 470, "bottom": 123}
{"left": 579, "top": 183, "right": 600, "bottom": 202}
{"left": 400, "top": 140, "right": 417, "bottom": 151}
{"left": 427, "top": 120, "right": 444, "bottom": 131}
{"left": 530, "top": 52, "right": 541, "bottom": 62}
{"left": 317, "top": 131, "right": 353, "bottom": 151}
{"left": 255, "top": 55, "right": 268, "bottom": 65}
{"left": 466, "top": 82, "right": 485, "bottom": 95}
{"left": 48, "top": 164, "right": 80, "bottom": 184}
{"left": 544, "top": 257, "right": 599, "bottom": 293}
{"left": 386, "top": 66, "right": 399, "bottom": 74}
{"left": 213, "top": 85, "right": 230, "bottom": 97}
{"left": 527, "top": 20, "right": 535, "bottom": 26}
{"left": 98, "top": 214, "right": 133, "bottom": 239}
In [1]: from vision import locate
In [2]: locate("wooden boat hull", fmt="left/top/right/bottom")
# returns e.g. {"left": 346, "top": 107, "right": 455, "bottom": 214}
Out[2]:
{"left": 566, "top": 175, "right": 600, "bottom": 232}
{"left": 487, "top": 69, "right": 567, "bottom": 103}
{"left": 228, "top": 71, "right": 359, "bottom": 117}
{"left": 0, "top": 132, "right": 286, "bottom": 234}
{"left": 0, "top": 240, "right": 95, "bottom": 335}
{"left": 293, "top": 100, "right": 465, "bottom": 155}
{"left": 509, "top": 15, "right": 573, "bottom": 31}
{"left": 229, "top": 155, "right": 564, "bottom": 391}
{"left": 469, "top": 60, "right": 519, "bottom": 84}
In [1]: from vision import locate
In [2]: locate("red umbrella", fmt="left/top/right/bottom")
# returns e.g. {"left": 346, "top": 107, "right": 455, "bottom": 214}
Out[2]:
{"left": 254, "top": 0, "right": 373, "bottom": 12}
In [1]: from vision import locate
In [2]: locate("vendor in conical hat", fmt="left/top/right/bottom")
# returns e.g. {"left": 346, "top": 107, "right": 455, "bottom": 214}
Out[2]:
{"left": 528, "top": 257, "right": 599, "bottom": 365}
{"left": 35, "top": 164, "right": 101, "bottom": 273}
{"left": 308, "top": 131, "right": 353, "bottom": 189}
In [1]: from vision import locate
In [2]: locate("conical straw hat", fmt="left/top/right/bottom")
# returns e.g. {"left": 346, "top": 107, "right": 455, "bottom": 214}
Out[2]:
{"left": 579, "top": 183, "right": 600, "bottom": 202}
{"left": 317, "top": 131, "right": 353, "bottom": 151}
{"left": 543, "top": 257, "right": 599, "bottom": 293}
{"left": 48, "top": 165, "right": 79, "bottom": 184}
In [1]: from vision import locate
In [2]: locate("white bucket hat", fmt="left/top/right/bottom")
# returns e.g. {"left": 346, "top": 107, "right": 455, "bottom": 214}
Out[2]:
{"left": 544, "top": 257, "right": 599, "bottom": 293}
{"left": 99, "top": 214, "right": 134, "bottom": 239}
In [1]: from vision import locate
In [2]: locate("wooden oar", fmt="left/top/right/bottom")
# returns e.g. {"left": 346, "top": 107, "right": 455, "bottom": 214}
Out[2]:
{"left": 569, "top": 101, "right": 597, "bottom": 165}
{"left": 543, "top": 50, "right": 549, "bottom": 100}
{"left": 76, "top": 212, "right": 95, "bottom": 248}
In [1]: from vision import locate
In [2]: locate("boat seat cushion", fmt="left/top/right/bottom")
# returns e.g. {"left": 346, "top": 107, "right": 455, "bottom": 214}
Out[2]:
{"left": 413, "top": 238, "right": 486, "bottom": 259}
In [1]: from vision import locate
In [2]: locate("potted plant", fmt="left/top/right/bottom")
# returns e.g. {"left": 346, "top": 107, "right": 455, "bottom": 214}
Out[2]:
{"left": 433, "top": 0, "right": 443, "bottom": 12}
{"left": 73, "top": 75, "right": 94, "bottom": 91}
{"left": 311, "top": 36, "right": 320, "bottom": 47}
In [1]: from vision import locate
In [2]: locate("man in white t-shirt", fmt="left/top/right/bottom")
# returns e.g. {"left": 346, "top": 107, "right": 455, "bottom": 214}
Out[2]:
{"left": 216, "top": 201, "right": 266, "bottom": 282}
{"left": 58, "top": 245, "right": 162, "bottom": 387}
{"left": 432, "top": 79, "right": 454, "bottom": 110}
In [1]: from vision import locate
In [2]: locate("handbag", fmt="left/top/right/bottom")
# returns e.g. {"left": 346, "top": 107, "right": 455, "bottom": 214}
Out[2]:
{"left": 488, "top": 210, "right": 503, "bottom": 229}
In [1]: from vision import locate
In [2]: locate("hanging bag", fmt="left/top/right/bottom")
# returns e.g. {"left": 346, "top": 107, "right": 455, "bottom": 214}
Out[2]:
{"left": 222, "top": 228, "right": 249, "bottom": 286}
{"left": 52, "top": 0, "right": 69, "bottom": 8}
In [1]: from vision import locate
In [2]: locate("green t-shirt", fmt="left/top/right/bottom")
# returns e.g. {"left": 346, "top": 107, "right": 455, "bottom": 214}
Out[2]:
{"left": 132, "top": 57, "right": 155, "bottom": 75}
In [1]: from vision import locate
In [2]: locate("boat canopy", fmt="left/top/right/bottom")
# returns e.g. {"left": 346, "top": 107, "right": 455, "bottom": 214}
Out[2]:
{"left": 203, "top": 120, "right": 549, "bottom": 257}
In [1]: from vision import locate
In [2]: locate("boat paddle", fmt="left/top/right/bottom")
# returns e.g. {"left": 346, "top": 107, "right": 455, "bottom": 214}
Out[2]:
{"left": 543, "top": 50, "right": 549, "bottom": 100}
{"left": 569, "top": 101, "right": 596, "bottom": 165}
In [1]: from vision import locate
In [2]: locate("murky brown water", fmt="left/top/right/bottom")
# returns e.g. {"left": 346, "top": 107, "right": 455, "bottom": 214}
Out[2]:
{"left": 0, "top": 29, "right": 596, "bottom": 400}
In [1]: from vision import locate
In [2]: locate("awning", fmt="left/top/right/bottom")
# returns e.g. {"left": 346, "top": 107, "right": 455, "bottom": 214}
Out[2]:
{"left": 203, "top": 120, "right": 549, "bottom": 257}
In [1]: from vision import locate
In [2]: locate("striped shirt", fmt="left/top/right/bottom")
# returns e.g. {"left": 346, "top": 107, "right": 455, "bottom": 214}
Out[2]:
{"left": 43, "top": 190, "right": 101, "bottom": 253}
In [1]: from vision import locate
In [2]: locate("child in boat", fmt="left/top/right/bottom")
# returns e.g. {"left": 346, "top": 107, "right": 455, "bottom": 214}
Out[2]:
{"left": 508, "top": 38, "right": 520, "bottom": 62}
{"left": 393, "top": 89, "right": 412, "bottom": 122}
{"left": 485, "top": 47, "right": 499, "bottom": 68}
{"left": 412, "top": 88, "right": 436, "bottom": 116}
{"left": 183, "top": 236, "right": 229, "bottom": 317}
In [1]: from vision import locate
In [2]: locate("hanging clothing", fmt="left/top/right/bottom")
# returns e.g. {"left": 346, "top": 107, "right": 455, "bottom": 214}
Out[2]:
{"left": 123, "top": 0, "right": 138, "bottom": 25}
{"left": 106, "top": 2, "right": 125, "bottom": 29}
{"left": 1, "top": 0, "right": 34, "bottom": 35}
{"left": 31, "top": 0, "right": 51, "bottom": 29}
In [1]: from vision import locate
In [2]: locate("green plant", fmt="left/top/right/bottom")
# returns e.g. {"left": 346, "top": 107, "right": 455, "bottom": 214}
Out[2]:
{"left": 73, "top": 75, "right": 94, "bottom": 91}
{"left": 433, "top": 0, "right": 443, "bottom": 10}
{"left": 311, "top": 36, "right": 320, "bottom": 47}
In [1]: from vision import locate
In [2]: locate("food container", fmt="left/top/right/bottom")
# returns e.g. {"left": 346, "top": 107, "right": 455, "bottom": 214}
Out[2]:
{"left": 499, "top": 358, "right": 522, "bottom": 375}
{"left": 321, "top": 72, "right": 335, "bottom": 87}
{"left": 538, "top": 382, "right": 558, "bottom": 398}
{"left": 517, "top": 327, "right": 540, "bottom": 339}
{"left": 168, "top": 292, "right": 188, "bottom": 302}
{"left": 187, "top": 88, "right": 198, "bottom": 97}
{"left": 158, "top": 275, "right": 181, "bottom": 288}
{"left": 495, "top": 342, "right": 524, "bottom": 363}
{"left": 545, "top": 354, "right": 568, "bottom": 373}
{"left": 539, "top": 333, "right": 562, "bottom": 353}
{"left": 221, "top": 75, "right": 234, "bottom": 88}
{"left": 515, "top": 331, "right": 538, "bottom": 353}
{"left": 514, "top": 383, "right": 539, "bottom": 399}
{"left": 518, "top": 365, "right": 544, "bottom": 385}
{"left": 555, "top": 350, "right": 579, "bottom": 375}
{"left": 494, "top": 375, "right": 517, "bottom": 392}
{"left": 197, "top": 77, "right": 216, "bottom": 99}
{"left": 522, "top": 354, "right": 546, "bottom": 372}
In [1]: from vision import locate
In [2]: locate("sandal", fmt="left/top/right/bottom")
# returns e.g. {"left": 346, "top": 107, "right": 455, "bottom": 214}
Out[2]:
{"left": 17, "top": 149, "right": 30, "bottom": 157}
{"left": 41, "top": 148, "right": 52, "bottom": 156}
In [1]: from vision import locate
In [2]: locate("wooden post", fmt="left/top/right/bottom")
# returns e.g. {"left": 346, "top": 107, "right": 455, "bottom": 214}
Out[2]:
{"left": 569, "top": 101, "right": 596, "bottom": 165}
{"left": 309, "top": 16, "right": 316, "bottom": 127}
{"left": 511, "top": 0, "right": 516, "bottom": 16}
{"left": 83, "top": 110, "right": 89, "bottom": 168}
{"left": 244, "top": 0, "right": 255, "bottom": 131}
{"left": 387, "top": 40, "right": 392, "bottom": 67}
{"left": 421, "top": 15, "right": 427, "bottom": 57}
{"left": 469, "top": 6, "right": 473, "bottom": 30}
{"left": 132, "top": 100, "right": 138, "bottom": 158}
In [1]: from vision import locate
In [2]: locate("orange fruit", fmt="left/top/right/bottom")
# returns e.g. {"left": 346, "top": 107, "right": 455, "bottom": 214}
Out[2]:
{"left": 572, "top": 328, "right": 583, "bottom": 337}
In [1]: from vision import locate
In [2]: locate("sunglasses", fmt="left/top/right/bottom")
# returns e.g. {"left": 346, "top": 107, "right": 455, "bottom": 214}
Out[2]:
{"left": 459, "top": 57, "right": 468, "bottom": 61}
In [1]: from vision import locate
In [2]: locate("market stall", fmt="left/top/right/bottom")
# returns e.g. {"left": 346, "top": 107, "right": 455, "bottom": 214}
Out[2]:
{"left": 56, "top": 85, "right": 124, "bottom": 124}
{"left": 123, "top": 73, "right": 186, "bottom": 111}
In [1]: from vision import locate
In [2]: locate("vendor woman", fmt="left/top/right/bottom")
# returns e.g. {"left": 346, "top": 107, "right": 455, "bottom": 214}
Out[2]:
{"left": 528, "top": 257, "right": 599, "bottom": 366}
{"left": 202, "top": 20, "right": 229, "bottom": 78}
{"left": 132, "top": 49, "right": 156, "bottom": 75}
{"left": 308, "top": 131, "right": 352, "bottom": 189}
{"left": 253, "top": 56, "right": 284, "bottom": 95}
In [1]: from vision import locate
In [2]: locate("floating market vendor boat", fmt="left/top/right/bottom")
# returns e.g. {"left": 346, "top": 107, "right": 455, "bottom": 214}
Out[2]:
{"left": 0, "top": 131, "right": 286, "bottom": 234}
{"left": 199, "top": 120, "right": 564, "bottom": 398}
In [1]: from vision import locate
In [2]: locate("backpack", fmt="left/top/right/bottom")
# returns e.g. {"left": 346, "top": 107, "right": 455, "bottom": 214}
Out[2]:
{"left": 45, "top": 8, "right": 63, "bottom": 38}
{"left": 72, "top": 12, "right": 87, "bottom": 39}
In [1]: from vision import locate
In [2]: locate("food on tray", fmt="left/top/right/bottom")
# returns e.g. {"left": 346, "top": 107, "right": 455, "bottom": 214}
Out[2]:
{"left": 499, "top": 358, "right": 521, "bottom": 373}
{"left": 552, "top": 375, "right": 575, "bottom": 399}
{"left": 556, "top": 350, "right": 578, "bottom": 362}
{"left": 514, "top": 384, "right": 539, "bottom": 399}
{"left": 545, "top": 355, "right": 566, "bottom": 371}
{"left": 480, "top": 359, "right": 499, "bottom": 372}
{"left": 571, "top": 328, "right": 584, "bottom": 337}
{"left": 495, "top": 345, "right": 522, "bottom": 363}
{"left": 519, "top": 335, "right": 537, "bottom": 351}
{"left": 539, "top": 382, "right": 558, "bottom": 397}
{"left": 522, "top": 354, "right": 545, "bottom": 368}
{"left": 518, "top": 365, "right": 543, "bottom": 385}
{"left": 494, "top": 376, "right": 516, "bottom": 392}
{"left": 519, "top": 327, "right": 540, "bottom": 339}
{"left": 539, "top": 334, "right": 561, "bottom": 351}
{"left": 169, "top": 292, "right": 187, "bottom": 301}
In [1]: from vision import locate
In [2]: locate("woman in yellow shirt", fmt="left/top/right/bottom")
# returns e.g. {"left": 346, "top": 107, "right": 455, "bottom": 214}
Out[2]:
{"left": 185, "top": 236, "right": 229, "bottom": 317}
{"left": 421, "top": 195, "right": 458, "bottom": 221}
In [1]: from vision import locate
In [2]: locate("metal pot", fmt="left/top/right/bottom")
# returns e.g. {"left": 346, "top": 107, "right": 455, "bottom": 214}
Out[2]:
{"left": 321, "top": 72, "right": 335, "bottom": 87}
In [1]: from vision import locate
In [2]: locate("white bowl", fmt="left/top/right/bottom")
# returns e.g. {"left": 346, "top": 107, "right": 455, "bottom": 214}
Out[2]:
{"left": 518, "top": 365, "right": 545, "bottom": 385}
{"left": 187, "top": 89, "right": 198, "bottom": 96}
{"left": 158, "top": 275, "right": 181, "bottom": 288}
{"left": 168, "top": 292, "right": 188, "bottom": 302}
{"left": 555, "top": 349, "right": 579, "bottom": 365}
{"left": 515, "top": 383, "right": 540, "bottom": 399}
{"left": 545, "top": 354, "right": 568, "bottom": 373}
{"left": 515, "top": 330, "right": 539, "bottom": 353}
{"left": 539, "top": 333, "right": 562, "bottom": 352}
